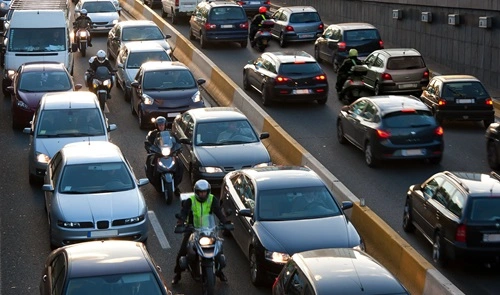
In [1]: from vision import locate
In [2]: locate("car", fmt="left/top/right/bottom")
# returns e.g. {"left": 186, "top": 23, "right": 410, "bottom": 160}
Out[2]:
{"left": 107, "top": 20, "right": 172, "bottom": 61}
{"left": 8, "top": 61, "right": 82, "bottom": 129}
{"left": 39, "top": 240, "right": 171, "bottom": 295}
{"left": 0, "top": 0, "right": 11, "bottom": 17}
{"left": 160, "top": 0, "right": 203, "bottom": 24}
{"left": 362, "top": 48, "right": 430, "bottom": 96}
{"left": 189, "top": 0, "right": 248, "bottom": 49}
{"left": 171, "top": 107, "right": 272, "bottom": 187}
{"left": 130, "top": 61, "right": 206, "bottom": 129}
{"left": 403, "top": 170, "right": 500, "bottom": 267}
{"left": 420, "top": 75, "right": 495, "bottom": 127}
{"left": 23, "top": 91, "right": 117, "bottom": 184}
{"left": 42, "top": 141, "right": 149, "bottom": 248}
{"left": 314, "top": 22, "right": 384, "bottom": 72}
{"left": 142, "top": 0, "right": 161, "bottom": 9}
{"left": 486, "top": 123, "right": 500, "bottom": 169}
{"left": 219, "top": 165, "right": 364, "bottom": 286}
{"left": 75, "top": 0, "right": 120, "bottom": 33}
{"left": 236, "top": 0, "right": 270, "bottom": 16}
{"left": 116, "top": 42, "right": 172, "bottom": 102}
{"left": 272, "top": 248, "right": 409, "bottom": 295}
{"left": 269, "top": 6, "right": 323, "bottom": 48}
{"left": 337, "top": 95, "right": 444, "bottom": 167}
{"left": 243, "top": 51, "right": 328, "bottom": 106}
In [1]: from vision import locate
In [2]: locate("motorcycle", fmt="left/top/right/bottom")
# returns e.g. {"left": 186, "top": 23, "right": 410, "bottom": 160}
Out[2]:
{"left": 73, "top": 27, "right": 91, "bottom": 57}
{"left": 85, "top": 66, "right": 115, "bottom": 111}
{"left": 144, "top": 130, "right": 184, "bottom": 205}
{"left": 339, "top": 65, "right": 374, "bottom": 104}
{"left": 175, "top": 213, "right": 234, "bottom": 295}
{"left": 251, "top": 19, "right": 274, "bottom": 52}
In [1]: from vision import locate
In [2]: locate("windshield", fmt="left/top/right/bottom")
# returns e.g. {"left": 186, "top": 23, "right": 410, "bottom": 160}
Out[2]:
{"left": 143, "top": 69, "right": 196, "bottom": 90}
{"left": 122, "top": 26, "right": 164, "bottom": 41}
{"left": 126, "top": 51, "right": 171, "bottom": 69}
{"left": 59, "top": 162, "right": 134, "bottom": 194}
{"left": 19, "top": 71, "right": 71, "bottom": 92}
{"left": 36, "top": 109, "right": 105, "bottom": 137}
{"left": 8, "top": 28, "right": 66, "bottom": 52}
{"left": 66, "top": 272, "right": 163, "bottom": 294}
{"left": 279, "top": 62, "right": 322, "bottom": 75}
{"left": 194, "top": 120, "right": 258, "bottom": 146}
{"left": 82, "top": 1, "right": 117, "bottom": 13}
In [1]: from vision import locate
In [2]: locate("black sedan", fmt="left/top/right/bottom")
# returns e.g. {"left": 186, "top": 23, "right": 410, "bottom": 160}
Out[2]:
{"left": 219, "top": 166, "right": 363, "bottom": 286}
{"left": 39, "top": 240, "right": 171, "bottom": 295}
{"left": 337, "top": 95, "right": 444, "bottom": 167}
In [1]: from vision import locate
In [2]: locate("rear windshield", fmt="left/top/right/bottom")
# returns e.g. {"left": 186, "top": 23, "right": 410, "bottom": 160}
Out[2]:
{"left": 442, "top": 81, "right": 490, "bottom": 99}
{"left": 279, "top": 62, "right": 322, "bottom": 75}
{"left": 126, "top": 51, "right": 171, "bottom": 69}
{"left": 289, "top": 12, "right": 320, "bottom": 23}
{"left": 383, "top": 110, "right": 435, "bottom": 128}
{"left": 469, "top": 198, "right": 500, "bottom": 221}
{"left": 344, "top": 29, "right": 380, "bottom": 41}
{"left": 387, "top": 56, "right": 425, "bottom": 70}
{"left": 209, "top": 7, "right": 245, "bottom": 21}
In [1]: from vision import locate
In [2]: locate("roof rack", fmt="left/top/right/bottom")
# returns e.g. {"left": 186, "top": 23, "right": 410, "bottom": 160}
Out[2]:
{"left": 443, "top": 171, "right": 470, "bottom": 192}
{"left": 490, "top": 171, "right": 500, "bottom": 182}
{"left": 9, "top": 0, "right": 68, "bottom": 11}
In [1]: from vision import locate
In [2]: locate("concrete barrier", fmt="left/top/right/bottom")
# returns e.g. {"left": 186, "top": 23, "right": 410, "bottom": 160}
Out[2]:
{"left": 118, "top": 1, "right": 464, "bottom": 294}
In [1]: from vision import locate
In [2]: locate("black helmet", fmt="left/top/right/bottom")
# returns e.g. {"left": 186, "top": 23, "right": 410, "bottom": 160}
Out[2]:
{"left": 194, "top": 179, "right": 211, "bottom": 203}
{"left": 155, "top": 116, "right": 166, "bottom": 128}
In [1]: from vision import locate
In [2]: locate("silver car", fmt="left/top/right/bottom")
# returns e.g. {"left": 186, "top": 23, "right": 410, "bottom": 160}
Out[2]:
{"left": 75, "top": 0, "right": 120, "bottom": 33}
{"left": 270, "top": 6, "right": 324, "bottom": 47}
{"left": 42, "top": 141, "right": 149, "bottom": 249}
{"left": 116, "top": 42, "right": 172, "bottom": 102}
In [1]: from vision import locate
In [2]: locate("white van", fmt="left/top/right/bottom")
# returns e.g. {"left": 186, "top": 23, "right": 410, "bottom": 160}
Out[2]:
{"left": 2, "top": 9, "right": 73, "bottom": 95}
{"left": 160, "top": 0, "right": 202, "bottom": 24}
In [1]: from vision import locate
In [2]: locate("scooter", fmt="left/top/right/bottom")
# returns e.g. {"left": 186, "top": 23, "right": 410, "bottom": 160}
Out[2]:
{"left": 144, "top": 130, "right": 183, "bottom": 205}
{"left": 73, "top": 27, "right": 90, "bottom": 57}
{"left": 85, "top": 66, "right": 115, "bottom": 111}
{"left": 339, "top": 65, "right": 374, "bottom": 104}
{"left": 251, "top": 19, "right": 274, "bottom": 52}
{"left": 175, "top": 213, "right": 234, "bottom": 295}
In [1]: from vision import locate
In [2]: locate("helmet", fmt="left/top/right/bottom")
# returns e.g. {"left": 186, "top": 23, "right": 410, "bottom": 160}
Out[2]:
{"left": 348, "top": 49, "right": 358, "bottom": 58}
{"left": 96, "top": 50, "right": 106, "bottom": 63}
{"left": 80, "top": 9, "right": 87, "bottom": 16}
{"left": 155, "top": 116, "right": 166, "bottom": 128}
{"left": 194, "top": 179, "right": 211, "bottom": 203}
{"left": 259, "top": 6, "right": 267, "bottom": 14}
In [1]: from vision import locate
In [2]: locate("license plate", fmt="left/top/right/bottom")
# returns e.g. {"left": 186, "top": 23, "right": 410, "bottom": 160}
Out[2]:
{"left": 221, "top": 24, "right": 233, "bottom": 28}
{"left": 89, "top": 229, "right": 118, "bottom": 238}
{"left": 299, "top": 34, "right": 314, "bottom": 39}
{"left": 456, "top": 98, "right": 474, "bottom": 104}
{"left": 293, "top": 89, "right": 310, "bottom": 94}
{"left": 483, "top": 234, "right": 500, "bottom": 242}
{"left": 249, "top": 1, "right": 260, "bottom": 4}
{"left": 167, "top": 112, "right": 180, "bottom": 118}
{"left": 402, "top": 149, "right": 424, "bottom": 156}
{"left": 398, "top": 83, "right": 417, "bottom": 89}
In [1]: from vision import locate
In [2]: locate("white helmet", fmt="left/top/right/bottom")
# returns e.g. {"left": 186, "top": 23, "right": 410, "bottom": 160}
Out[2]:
{"left": 80, "top": 9, "right": 88, "bottom": 16}
{"left": 96, "top": 50, "right": 106, "bottom": 63}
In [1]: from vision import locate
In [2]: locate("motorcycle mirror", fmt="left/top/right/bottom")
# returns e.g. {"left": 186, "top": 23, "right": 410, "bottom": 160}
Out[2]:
{"left": 178, "top": 137, "right": 191, "bottom": 145}
{"left": 236, "top": 208, "right": 252, "bottom": 217}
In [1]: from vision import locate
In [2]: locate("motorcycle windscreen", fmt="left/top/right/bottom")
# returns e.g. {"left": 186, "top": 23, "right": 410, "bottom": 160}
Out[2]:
{"left": 94, "top": 66, "right": 112, "bottom": 79}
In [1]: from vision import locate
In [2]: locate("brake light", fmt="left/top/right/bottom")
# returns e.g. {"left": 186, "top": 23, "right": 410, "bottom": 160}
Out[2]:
{"left": 435, "top": 126, "right": 444, "bottom": 136}
{"left": 486, "top": 97, "right": 493, "bottom": 105}
{"left": 236, "top": 1, "right": 244, "bottom": 5}
{"left": 401, "top": 109, "right": 416, "bottom": 113}
{"left": 285, "top": 25, "right": 294, "bottom": 32}
{"left": 381, "top": 73, "right": 392, "bottom": 80}
{"left": 205, "top": 23, "right": 216, "bottom": 30}
{"left": 314, "top": 74, "right": 327, "bottom": 81}
{"left": 338, "top": 41, "right": 346, "bottom": 51}
{"left": 275, "top": 76, "right": 291, "bottom": 84}
{"left": 438, "top": 99, "right": 446, "bottom": 106}
{"left": 240, "top": 22, "right": 248, "bottom": 29}
{"left": 423, "top": 71, "right": 429, "bottom": 79}
{"left": 264, "top": 1, "right": 270, "bottom": 4}
{"left": 455, "top": 224, "right": 466, "bottom": 242}
{"left": 318, "top": 23, "right": 324, "bottom": 30}
{"left": 376, "top": 129, "right": 391, "bottom": 139}
{"left": 379, "top": 40, "right": 384, "bottom": 48}
{"left": 175, "top": 0, "right": 179, "bottom": 5}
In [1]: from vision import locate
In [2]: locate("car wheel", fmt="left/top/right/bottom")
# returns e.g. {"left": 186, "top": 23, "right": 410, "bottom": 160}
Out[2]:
{"left": 138, "top": 108, "right": 147, "bottom": 129}
{"left": 374, "top": 82, "right": 381, "bottom": 95}
{"left": 240, "top": 40, "right": 247, "bottom": 48}
{"left": 332, "top": 55, "right": 339, "bottom": 73}
{"left": 487, "top": 141, "right": 500, "bottom": 169}
{"left": 161, "top": 7, "right": 167, "bottom": 18}
{"left": 130, "top": 100, "right": 136, "bottom": 115}
{"left": 189, "top": 28, "right": 196, "bottom": 40}
{"left": 317, "top": 96, "right": 327, "bottom": 105}
{"left": 364, "top": 141, "right": 378, "bottom": 167}
{"left": 337, "top": 120, "right": 347, "bottom": 144}
{"left": 262, "top": 86, "right": 271, "bottom": 106}
{"left": 432, "top": 232, "right": 447, "bottom": 267}
{"left": 484, "top": 118, "right": 495, "bottom": 128}
{"left": 402, "top": 198, "right": 415, "bottom": 233}
{"left": 200, "top": 32, "right": 207, "bottom": 49}
{"left": 428, "top": 156, "right": 442, "bottom": 165}
{"left": 171, "top": 9, "right": 177, "bottom": 24}
{"left": 28, "top": 173, "right": 38, "bottom": 185}
{"left": 249, "top": 248, "right": 265, "bottom": 286}
{"left": 279, "top": 33, "right": 286, "bottom": 48}
{"left": 243, "top": 71, "right": 251, "bottom": 90}
{"left": 314, "top": 46, "right": 321, "bottom": 62}
{"left": 124, "top": 89, "right": 131, "bottom": 102}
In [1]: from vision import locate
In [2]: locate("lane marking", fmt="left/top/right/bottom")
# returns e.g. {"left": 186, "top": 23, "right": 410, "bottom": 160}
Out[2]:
{"left": 148, "top": 210, "right": 171, "bottom": 249}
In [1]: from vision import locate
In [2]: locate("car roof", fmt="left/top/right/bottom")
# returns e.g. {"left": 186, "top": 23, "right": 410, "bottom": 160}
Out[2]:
{"left": 281, "top": 6, "right": 317, "bottom": 13}
{"left": 439, "top": 171, "right": 500, "bottom": 197}
{"left": 140, "top": 61, "right": 188, "bottom": 71}
{"left": 363, "top": 95, "right": 430, "bottom": 114}
{"left": 292, "top": 248, "right": 408, "bottom": 294}
{"left": 20, "top": 62, "right": 66, "bottom": 72}
{"left": 40, "top": 92, "right": 99, "bottom": 110}
{"left": 240, "top": 166, "right": 327, "bottom": 191}
{"left": 328, "top": 22, "right": 376, "bottom": 30}
{"left": 116, "top": 20, "right": 158, "bottom": 28}
{"left": 62, "top": 241, "right": 154, "bottom": 278}
{"left": 122, "top": 42, "right": 166, "bottom": 52}
{"left": 187, "top": 107, "right": 247, "bottom": 123}
{"left": 203, "top": 0, "right": 241, "bottom": 8}
{"left": 61, "top": 141, "right": 124, "bottom": 165}
{"left": 375, "top": 48, "right": 421, "bottom": 57}
{"left": 263, "top": 51, "right": 316, "bottom": 64}
{"left": 432, "top": 75, "right": 481, "bottom": 83}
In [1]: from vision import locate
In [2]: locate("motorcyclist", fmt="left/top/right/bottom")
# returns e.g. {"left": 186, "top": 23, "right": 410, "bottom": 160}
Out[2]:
{"left": 73, "top": 9, "right": 93, "bottom": 47}
{"left": 249, "top": 6, "right": 268, "bottom": 46}
{"left": 172, "top": 180, "right": 229, "bottom": 285}
{"left": 336, "top": 49, "right": 362, "bottom": 93}
{"left": 146, "top": 116, "right": 167, "bottom": 145}
{"left": 87, "top": 50, "right": 115, "bottom": 94}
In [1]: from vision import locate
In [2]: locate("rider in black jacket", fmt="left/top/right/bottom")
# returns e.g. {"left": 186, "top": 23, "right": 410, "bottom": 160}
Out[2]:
{"left": 336, "top": 49, "right": 362, "bottom": 93}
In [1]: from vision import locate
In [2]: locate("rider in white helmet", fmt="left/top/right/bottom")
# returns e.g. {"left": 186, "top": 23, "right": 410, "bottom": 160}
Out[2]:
{"left": 87, "top": 50, "right": 115, "bottom": 94}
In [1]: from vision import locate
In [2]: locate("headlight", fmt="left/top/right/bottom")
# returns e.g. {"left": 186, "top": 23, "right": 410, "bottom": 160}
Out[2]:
{"left": 78, "top": 31, "right": 87, "bottom": 38}
{"left": 16, "top": 100, "right": 29, "bottom": 110}
{"left": 92, "top": 79, "right": 101, "bottom": 88}
{"left": 161, "top": 146, "right": 171, "bottom": 156}
{"left": 143, "top": 94, "right": 154, "bottom": 105}
{"left": 124, "top": 215, "right": 145, "bottom": 224}
{"left": 0, "top": 3, "right": 6, "bottom": 9}
{"left": 57, "top": 221, "right": 82, "bottom": 228}
{"left": 199, "top": 167, "right": 223, "bottom": 173}
{"left": 191, "top": 91, "right": 201, "bottom": 102}
{"left": 265, "top": 250, "right": 290, "bottom": 264}
{"left": 36, "top": 152, "right": 50, "bottom": 164}
{"left": 199, "top": 236, "right": 215, "bottom": 246}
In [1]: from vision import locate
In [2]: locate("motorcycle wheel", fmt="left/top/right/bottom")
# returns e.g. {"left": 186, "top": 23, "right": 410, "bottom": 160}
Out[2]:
{"left": 202, "top": 265, "right": 215, "bottom": 295}
{"left": 80, "top": 45, "right": 86, "bottom": 57}
{"left": 98, "top": 92, "right": 106, "bottom": 111}
{"left": 163, "top": 179, "right": 174, "bottom": 205}
{"left": 258, "top": 44, "right": 266, "bottom": 52}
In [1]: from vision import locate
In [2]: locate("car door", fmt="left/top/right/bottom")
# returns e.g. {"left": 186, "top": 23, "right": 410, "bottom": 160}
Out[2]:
{"left": 363, "top": 53, "right": 383, "bottom": 89}
{"left": 411, "top": 175, "right": 444, "bottom": 238}
{"left": 189, "top": 5, "right": 205, "bottom": 39}
{"left": 342, "top": 99, "right": 368, "bottom": 149}
{"left": 356, "top": 101, "right": 378, "bottom": 145}
{"left": 115, "top": 47, "right": 128, "bottom": 87}
{"left": 44, "top": 151, "right": 63, "bottom": 214}
{"left": 130, "top": 68, "right": 144, "bottom": 113}
{"left": 246, "top": 57, "right": 264, "bottom": 88}
{"left": 40, "top": 251, "right": 67, "bottom": 295}
{"left": 316, "top": 25, "right": 335, "bottom": 62}
{"left": 107, "top": 25, "right": 121, "bottom": 58}
{"left": 270, "top": 9, "right": 284, "bottom": 39}
{"left": 425, "top": 179, "right": 456, "bottom": 240}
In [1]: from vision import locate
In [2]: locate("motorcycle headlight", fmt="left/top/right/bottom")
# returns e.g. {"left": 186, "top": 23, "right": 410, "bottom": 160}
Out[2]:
{"left": 199, "top": 167, "right": 223, "bottom": 174}
{"left": 92, "top": 79, "right": 101, "bottom": 88}
{"left": 16, "top": 100, "right": 29, "bottom": 110}
{"left": 264, "top": 250, "right": 290, "bottom": 264}
{"left": 36, "top": 152, "right": 50, "bottom": 164}
{"left": 191, "top": 90, "right": 201, "bottom": 102}
{"left": 161, "top": 146, "right": 171, "bottom": 156}
{"left": 0, "top": 3, "right": 6, "bottom": 9}
{"left": 143, "top": 94, "right": 154, "bottom": 105}
{"left": 78, "top": 31, "right": 87, "bottom": 38}
{"left": 103, "top": 79, "right": 111, "bottom": 88}
{"left": 199, "top": 236, "right": 215, "bottom": 246}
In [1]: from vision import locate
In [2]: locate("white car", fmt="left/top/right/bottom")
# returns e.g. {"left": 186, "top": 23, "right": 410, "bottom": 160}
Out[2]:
{"left": 75, "top": 0, "right": 120, "bottom": 33}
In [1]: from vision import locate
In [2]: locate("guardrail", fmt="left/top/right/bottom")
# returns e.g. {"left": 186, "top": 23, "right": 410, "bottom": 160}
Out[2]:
{"left": 118, "top": 1, "right": 464, "bottom": 294}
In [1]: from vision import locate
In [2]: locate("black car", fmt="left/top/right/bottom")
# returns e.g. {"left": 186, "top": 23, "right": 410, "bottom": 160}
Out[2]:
{"left": 130, "top": 61, "right": 206, "bottom": 129}
{"left": 314, "top": 22, "right": 384, "bottom": 72}
{"left": 171, "top": 107, "right": 272, "bottom": 187}
{"left": 189, "top": 0, "right": 248, "bottom": 49}
{"left": 420, "top": 75, "right": 495, "bottom": 127}
{"left": 403, "top": 171, "right": 500, "bottom": 267}
{"left": 486, "top": 123, "right": 500, "bottom": 169}
{"left": 219, "top": 166, "right": 363, "bottom": 286}
{"left": 337, "top": 95, "right": 444, "bottom": 167}
{"left": 243, "top": 51, "right": 328, "bottom": 106}
{"left": 272, "top": 248, "right": 409, "bottom": 295}
{"left": 39, "top": 240, "right": 171, "bottom": 295}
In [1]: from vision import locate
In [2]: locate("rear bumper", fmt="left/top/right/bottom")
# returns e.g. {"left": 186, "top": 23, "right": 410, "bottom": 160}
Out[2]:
{"left": 436, "top": 109, "right": 494, "bottom": 121}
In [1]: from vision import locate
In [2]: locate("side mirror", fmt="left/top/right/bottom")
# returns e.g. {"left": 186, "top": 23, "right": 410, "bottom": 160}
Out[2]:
{"left": 108, "top": 123, "right": 117, "bottom": 131}
{"left": 6, "top": 85, "right": 13, "bottom": 93}
{"left": 197, "top": 78, "right": 206, "bottom": 85}
{"left": 178, "top": 137, "right": 191, "bottom": 145}
{"left": 237, "top": 208, "right": 252, "bottom": 217}
{"left": 23, "top": 127, "right": 33, "bottom": 135}
{"left": 42, "top": 184, "right": 54, "bottom": 192}
{"left": 117, "top": 63, "right": 123, "bottom": 69}
{"left": 138, "top": 178, "right": 149, "bottom": 186}
{"left": 131, "top": 81, "right": 139, "bottom": 88}
{"left": 165, "top": 34, "right": 172, "bottom": 39}
{"left": 341, "top": 105, "right": 350, "bottom": 111}
{"left": 259, "top": 132, "right": 269, "bottom": 140}
{"left": 74, "top": 84, "right": 83, "bottom": 91}
{"left": 341, "top": 201, "right": 353, "bottom": 210}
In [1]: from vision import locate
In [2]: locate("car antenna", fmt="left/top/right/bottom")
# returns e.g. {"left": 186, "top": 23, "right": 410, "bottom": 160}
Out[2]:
{"left": 350, "top": 252, "right": 364, "bottom": 292}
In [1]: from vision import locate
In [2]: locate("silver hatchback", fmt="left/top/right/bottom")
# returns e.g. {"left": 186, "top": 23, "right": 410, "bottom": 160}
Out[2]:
{"left": 270, "top": 6, "right": 324, "bottom": 47}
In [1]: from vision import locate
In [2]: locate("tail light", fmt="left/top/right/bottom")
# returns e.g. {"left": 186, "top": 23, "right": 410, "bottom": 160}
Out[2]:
{"left": 236, "top": 1, "right": 244, "bottom": 5}
{"left": 175, "top": 0, "right": 179, "bottom": 5}
{"left": 423, "top": 71, "right": 429, "bottom": 79}
{"left": 272, "top": 276, "right": 280, "bottom": 289}
{"left": 376, "top": 129, "right": 391, "bottom": 139}
{"left": 318, "top": 23, "right": 324, "bottom": 30}
{"left": 264, "top": 1, "right": 270, "bottom": 4}
{"left": 275, "top": 76, "right": 291, "bottom": 84}
{"left": 285, "top": 25, "right": 294, "bottom": 32}
{"left": 455, "top": 224, "right": 466, "bottom": 242}
{"left": 338, "top": 41, "right": 346, "bottom": 51}
{"left": 205, "top": 23, "right": 216, "bottom": 30}
{"left": 438, "top": 99, "right": 446, "bottom": 106}
{"left": 240, "top": 22, "right": 248, "bottom": 29}
{"left": 379, "top": 40, "right": 384, "bottom": 48}
{"left": 486, "top": 97, "right": 493, "bottom": 105}
{"left": 314, "top": 74, "right": 327, "bottom": 81}
{"left": 381, "top": 73, "right": 392, "bottom": 80}
{"left": 435, "top": 126, "right": 444, "bottom": 136}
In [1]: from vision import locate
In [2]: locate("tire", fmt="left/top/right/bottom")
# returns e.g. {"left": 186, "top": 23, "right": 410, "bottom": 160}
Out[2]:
{"left": 161, "top": 7, "right": 167, "bottom": 18}
{"left": 171, "top": 9, "right": 178, "bottom": 24}
{"left": 279, "top": 33, "right": 286, "bottom": 48}
{"left": 98, "top": 93, "right": 106, "bottom": 111}
{"left": 138, "top": 109, "right": 147, "bottom": 129}
{"left": 487, "top": 141, "right": 500, "bottom": 169}
{"left": 337, "top": 120, "right": 347, "bottom": 144}
{"left": 202, "top": 265, "right": 215, "bottom": 295}
{"left": 189, "top": 28, "right": 196, "bottom": 40}
{"left": 317, "top": 96, "right": 327, "bottom": 105}
{"left": 249, "top": 248, "right": 265, "bottom": 286}
{"left": 2, "top": 79, "right": 10, "bottom": 96}
{"left": 314, "top": 46, "right": 321, "bottom": 62}
{"left": 374, "top": 82, "right": 381, "bottom": 96}
{"left": 484, "top": 118, "right": 495, "bottom": 128}
{"left": 164, "top": 179, "right": 174, "bottom": 205}
{"left": 402, "top": 198, "right": 415, "bottom": 233}
{"left": 130, "top": 100, "right": 136, "bottom": 115}
{"left": 364, "top": 141, "right": 378, "bottom": 167}
{"left": 80, "top": 46, "right": 86, "bottom": 57}
{"left": 332, "top": 56, "right": 339, "bottom": 73}
{"left": 428, "top": 156, "right": 442, "bottom": 165}
{"left": 242, "top": 72, "right": 251, "bottom": 90}
{"left": 200, "top": 32, "right": 207, "bottom": 49}
{"left": 262, "top": 86, "right": 271, "bottom": 106}
{"left": 240, "top": 40, "right": 248, "bottom": 48}
{"left": 432, "top": 232, "right": 447, "bottom": 267}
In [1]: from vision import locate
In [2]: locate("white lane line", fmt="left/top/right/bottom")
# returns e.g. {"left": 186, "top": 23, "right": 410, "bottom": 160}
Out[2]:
{"left": 148, "top": 210, "right": 171, "bottom": 249}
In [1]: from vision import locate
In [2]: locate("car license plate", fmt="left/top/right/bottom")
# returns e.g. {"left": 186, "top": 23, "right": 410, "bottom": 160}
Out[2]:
{"left": 456, "top": 98, "right": 474, "bottom": 104}
{"left": 89, "top": 230, "right": 118, "bottom": 238}
{"left": 221, "top": 24, "right": 233, "bottom": 28}
{"left": 398, "top": 83, "right": 417, "bottom": 89}
{"left": 299, "top": 34, "right": 314, "bottom": 39}
{"left": 483, "top": 234, "right": 500, "bottom": 242}
{"left": 249, "top": 1, "right": 260, "bottom": 4}
{"left": 168, "top": 112, "right": 180, "bottom": 118}
{"left": 293, "top": 89, "right": 310, "bottom": 94}
{"left": 402, "top": 149, "right": 424, "bottom": 156}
